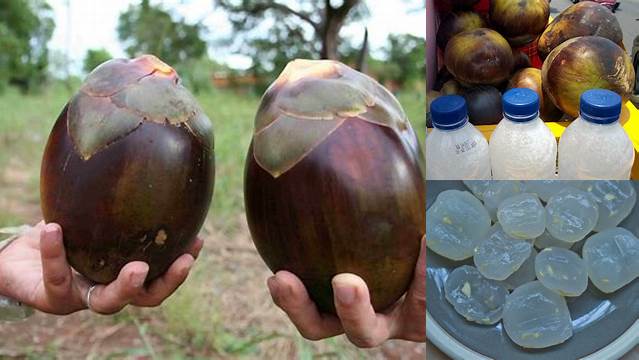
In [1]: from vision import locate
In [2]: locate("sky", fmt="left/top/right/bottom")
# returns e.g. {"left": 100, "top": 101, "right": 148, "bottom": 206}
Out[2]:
{"left": 47, "top": 0, "right": 425, "bottom": 74}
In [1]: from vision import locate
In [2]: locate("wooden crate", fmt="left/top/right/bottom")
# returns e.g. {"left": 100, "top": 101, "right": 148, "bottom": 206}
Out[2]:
{"left": 427, "top": 101, "right": 639, "bottom": 179}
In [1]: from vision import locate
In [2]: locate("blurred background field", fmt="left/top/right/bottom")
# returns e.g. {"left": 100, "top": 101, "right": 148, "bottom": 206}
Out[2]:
{"left": 0, "top": 0, "right": 425, "bottom": 358}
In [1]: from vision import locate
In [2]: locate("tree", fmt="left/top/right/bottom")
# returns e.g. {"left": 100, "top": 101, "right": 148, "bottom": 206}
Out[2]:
{"left": 117, "top": 0, "right": 207, "bottom": 66}
{"left": 216, "top": 0, "right": 368, "bottom": 76}
{"left": 385, "top": 34, "right": 425, "bottom": 87}
{"left": 0, "top": 0, "right": 55, "bottom": 93}
{"left": 174, "top": 57, "right": 229, "bottom": 94}
{"left": 83, "top": 48, "right": 112, "bottom": 74}
{"left": 337, "top": 33, "right": 424, "bottom": 89}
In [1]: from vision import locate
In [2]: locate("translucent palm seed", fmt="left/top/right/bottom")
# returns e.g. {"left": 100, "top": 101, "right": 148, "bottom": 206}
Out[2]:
{"left": 546, "top": 187, "right": 599, "bottom": 243}
{"left": 487, "top": 222, "right": 502, "bottom": 237}
{"left": 483, "top": 181, "right": 524, "bottom": 221}
{"left": 534, "top": 230, "right": 573, "bottom": 250}
{"left": 426, "top": 190, "right": 491, "bottom": 260}
{"left": 444, "top": 265, "right": 509, "bottom": 325}
{"left": 463, "top": 180, "right": 491, "bottom": 200}
{"left": 503, "top": 281, "right": 573, "bottom": 349}
{"left": 535, "top": 247, "right": 588, "bottom": 297}
{"left": 474, "top": 226, "right": 533, "bottom": 280}
{"left": 489, "top": 222, "right": 535, "bottom": 245}
{"left": 524, "top": 180, "right": 580, "bottom": 202}
{"left": 582, "top": 227, "right": 639, "bottom": 293}
{"left": 497, "top": 193, "right": 546, "bottom": 239}
{"left": 502, "top": 248, "right": 538, "bottom": 290}
{"left": 578, "top": 181, "right": 636, "bottom": 232}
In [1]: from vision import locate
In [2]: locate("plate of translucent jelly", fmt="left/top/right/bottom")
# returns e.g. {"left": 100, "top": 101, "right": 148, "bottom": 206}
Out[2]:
{"left": 426, "top": 181, "right": 639, "bottom": 360}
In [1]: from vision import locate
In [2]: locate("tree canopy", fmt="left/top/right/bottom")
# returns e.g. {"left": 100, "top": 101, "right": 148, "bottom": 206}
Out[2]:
{"left": 117, "top": 0, "right": 207, "bottom": 66}
{"left": 0, "top": 0, "right": 423, "bottom": 94}
{"left": 385, "top": 33, "right": 425, "bottom": 87}
{"left": 216, "top": 0, "right": 368, "bottom": 76}
{"left": 0, "top": 0, "right": 55, "bottom": 92}
{"left": 83, "top": 48, "right": 112, "bottom": 74}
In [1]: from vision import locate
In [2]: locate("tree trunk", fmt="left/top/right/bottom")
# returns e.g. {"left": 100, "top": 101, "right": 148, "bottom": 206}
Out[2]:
{"left": 356, "top": 28, "right": 368, "bottom": 72}
{"left": 321, "top": 21, "right": 340, "bottom": 60}
{"left": 319, "top": 0, "right": 359, "bottom": 60}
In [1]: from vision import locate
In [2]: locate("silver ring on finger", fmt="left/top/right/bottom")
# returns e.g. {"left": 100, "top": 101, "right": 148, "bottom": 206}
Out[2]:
{"left": 85, "top": 285, "right": 98, "bottom": 313}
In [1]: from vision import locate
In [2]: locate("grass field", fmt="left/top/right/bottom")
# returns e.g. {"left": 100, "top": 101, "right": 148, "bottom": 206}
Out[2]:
{"left": 0, "top": 81, "right": 425, "bottom": 359}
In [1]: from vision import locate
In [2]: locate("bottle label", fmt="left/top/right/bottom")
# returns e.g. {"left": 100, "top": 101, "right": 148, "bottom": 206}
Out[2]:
{"left": 455, "top": 139, "right": 478, "bottom": 155}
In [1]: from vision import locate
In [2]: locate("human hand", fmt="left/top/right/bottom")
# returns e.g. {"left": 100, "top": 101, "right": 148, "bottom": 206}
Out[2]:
{"left": 0, "top": 221, "right": 203, "bottom": 315}
{"left": 267, "top": 237, "right": 425, "bottom": 347}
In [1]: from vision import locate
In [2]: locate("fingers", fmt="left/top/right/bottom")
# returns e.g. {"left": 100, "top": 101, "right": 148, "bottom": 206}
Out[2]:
{"left": 412, "top": 236, "right": 426, "bottom": 301}
{"left": 83, "top": 238, "right": 200, "bottom": 311}
{"left": 40, "top": 223, "right": 76, "bottom": 307}
{"left": 391, "top": 236, "right": 426, "bottom": 341}
{"left": 133, "top": 253, "right": 195, "bottom": 307}
{"left": 89, "top": 262, "right": 149, "bottom": 314}
{"left": 332, "top": 274, "right": 392, "bottom": 348}
{"left": 186, "top": 236, "right": 204, "bottom": 259}
{"left": 267, "top": 271, "right": 343, "bottom": 341}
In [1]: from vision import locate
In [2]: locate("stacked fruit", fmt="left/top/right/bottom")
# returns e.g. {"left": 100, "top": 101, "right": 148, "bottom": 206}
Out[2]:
{"left": 429, "top": 0, "right": 635, "bottom": 125}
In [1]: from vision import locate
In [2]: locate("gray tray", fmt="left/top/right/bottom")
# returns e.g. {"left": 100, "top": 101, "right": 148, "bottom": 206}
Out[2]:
{"left": 426, "top": 181, "right": 639, "bottom": 360}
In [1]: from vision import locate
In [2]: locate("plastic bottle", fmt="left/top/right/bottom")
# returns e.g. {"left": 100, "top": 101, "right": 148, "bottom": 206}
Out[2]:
{"left": 558, "top": 89, "right": 634, "bottom": 180}
{"left": 489, "top": 88, "right": 557, "bottom": 179}
{"left": 426, "top": 95, "right": 491, "bottom": 179}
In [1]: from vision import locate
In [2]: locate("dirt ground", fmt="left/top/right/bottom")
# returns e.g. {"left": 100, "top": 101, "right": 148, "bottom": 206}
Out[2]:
{"left": 0, "top": 163, "right": 425, "bottom": 359}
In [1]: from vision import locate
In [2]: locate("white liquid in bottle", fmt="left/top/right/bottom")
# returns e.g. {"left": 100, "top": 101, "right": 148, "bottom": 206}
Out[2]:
{"left": 490, "top": 88, "right": 557, "bottom": 179}
{"left": 426, "top": 95, "right": 491, "bottom": 179}
{"left": 559, "top": 89, "right": 634, "bottom": 180}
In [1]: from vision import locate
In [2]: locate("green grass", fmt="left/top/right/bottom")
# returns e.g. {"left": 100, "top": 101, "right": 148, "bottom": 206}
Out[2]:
{"left": 0, "top": 213, "right": 24, "bottom": 228}
{"left": 199, "top": 89, "right": 259, "bottom": 232}
{"left": 158, "top": 268, "right": 225, "bottom": 352}
{"left": 0, "top": 83, "right": 76, "bottom": 166}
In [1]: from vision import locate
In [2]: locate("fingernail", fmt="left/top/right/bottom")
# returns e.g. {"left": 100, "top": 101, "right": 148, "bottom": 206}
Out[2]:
{"left": 182, "top": 261, "right": 193, "bottom": 277}
{"left": 45, "top": 223, "right": 59, "bottom": 235}
{"left": 131, "top": 271, "right": 146, "bottom": 288}
{"left": 335, "top": 284, "right": 357, "bottom": 305}
{"left": 267, "top": 276, "right": 279, "bottom": 295}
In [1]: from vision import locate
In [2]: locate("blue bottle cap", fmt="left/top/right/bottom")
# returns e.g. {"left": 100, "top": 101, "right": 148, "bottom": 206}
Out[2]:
{"left": 430, "top": 95, "right": 468, "bottom": 130}
{"left": 502, "top": 88, "right": 539, "bottom": 122}
{"left": 579, "top": 89, "right": 622, "bottom": 124}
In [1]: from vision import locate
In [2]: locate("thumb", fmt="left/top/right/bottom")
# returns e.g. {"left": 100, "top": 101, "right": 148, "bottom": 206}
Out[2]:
{"left": 333, "top": 273, "right": 391, "bottom": 347}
